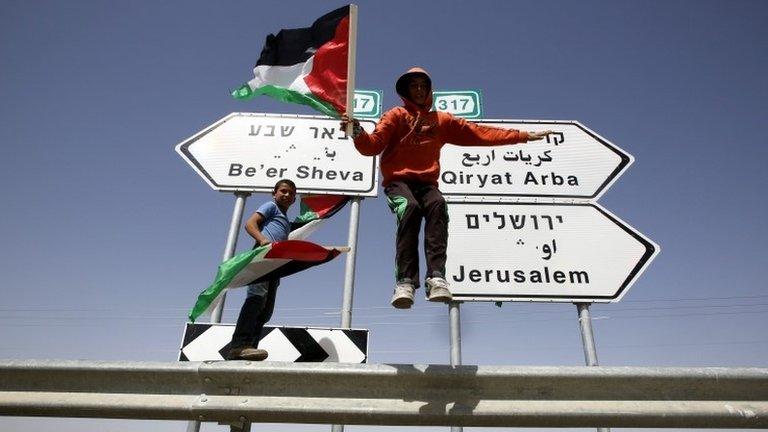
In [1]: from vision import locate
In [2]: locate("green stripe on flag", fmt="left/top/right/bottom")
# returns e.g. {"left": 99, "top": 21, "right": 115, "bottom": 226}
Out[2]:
{"left": 293, "top": 200, "right": 320, "bottom": 226}
{"left": 231, "top": 84, "right": 339, "bottom": 118}
{"left": 188, "top": 245, "right": 271, "bottom": 322}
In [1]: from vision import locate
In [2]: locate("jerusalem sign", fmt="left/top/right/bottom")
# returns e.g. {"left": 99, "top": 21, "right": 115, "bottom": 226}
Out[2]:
{"left": 445, "top": 201, "right": 658, "bottom": 303}
{"left": 439, "top": 120, "right": 631, "bottom": 201}
{"left": 176, "top": 113, "right": 379, "bottom": 196}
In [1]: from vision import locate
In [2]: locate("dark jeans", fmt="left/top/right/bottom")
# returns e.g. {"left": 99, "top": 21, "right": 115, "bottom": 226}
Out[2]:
{"left": 230, "top": 279, "right": 279, "bottom": 349}
{"left": 384, "top": 181, "right": 448, "bottom": 287}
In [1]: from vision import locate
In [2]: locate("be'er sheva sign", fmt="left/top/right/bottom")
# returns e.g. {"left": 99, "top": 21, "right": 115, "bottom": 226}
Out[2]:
{"left": 176, "top": 113, "right": 379, "bottom": 196}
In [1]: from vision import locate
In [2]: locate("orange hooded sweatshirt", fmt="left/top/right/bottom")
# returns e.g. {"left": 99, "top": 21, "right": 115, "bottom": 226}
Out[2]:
{"left": 353, "top": 67, "right": 530, "bottom": 186}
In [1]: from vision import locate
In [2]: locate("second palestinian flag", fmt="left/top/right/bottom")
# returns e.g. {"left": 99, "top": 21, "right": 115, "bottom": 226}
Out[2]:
{"left": 189, "top": 240, "right": 344, "bottom": 322}
{"left": 232, "top": 5, "right": 350, "bottom": 117}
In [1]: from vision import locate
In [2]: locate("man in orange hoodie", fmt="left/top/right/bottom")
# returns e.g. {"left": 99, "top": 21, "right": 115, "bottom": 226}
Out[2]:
{"left": 341, "top": 67, "right": 552, "bottom": 309}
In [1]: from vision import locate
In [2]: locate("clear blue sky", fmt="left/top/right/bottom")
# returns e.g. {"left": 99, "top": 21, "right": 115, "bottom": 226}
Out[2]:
{"left": 1, "top": 1, "right": 766, "bottom": 431}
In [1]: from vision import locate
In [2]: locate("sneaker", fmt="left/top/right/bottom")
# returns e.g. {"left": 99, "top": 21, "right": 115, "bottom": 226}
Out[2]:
{"left": 228, "top": 346, "right": 268, "bottom": 361}
{"left": 390, "top": 281, "right": 415, "bottom": 309}
{"left": 426, "top": 277, "right": 452, "bottom": 302}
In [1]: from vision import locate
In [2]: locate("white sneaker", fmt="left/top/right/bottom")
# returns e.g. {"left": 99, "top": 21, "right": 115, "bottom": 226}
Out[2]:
{"left": 390, "top": 282, "right": 415, "bottom": 309}
{"left": 426, "top": 277, "right": 452, "bottom": 302}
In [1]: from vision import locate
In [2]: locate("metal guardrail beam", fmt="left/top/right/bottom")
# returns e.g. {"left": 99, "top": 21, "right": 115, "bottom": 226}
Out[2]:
{"left": 1, "top": 360, "right": 767, "bottom": 428}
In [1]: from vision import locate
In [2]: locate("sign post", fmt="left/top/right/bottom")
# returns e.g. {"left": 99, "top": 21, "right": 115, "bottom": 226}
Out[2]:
{"left": 176, "top": 111, "right": 379, "bottom": 432}
{"left": 210, "top": 191, "right": 250, "bottom": 323}
{"left": 439, "top": 117, "right": 657, "bottom": 432}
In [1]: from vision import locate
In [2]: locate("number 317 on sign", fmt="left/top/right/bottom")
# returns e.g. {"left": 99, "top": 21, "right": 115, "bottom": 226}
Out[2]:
{"left": 433, "top": 90, "right": 483, "bottom": 118}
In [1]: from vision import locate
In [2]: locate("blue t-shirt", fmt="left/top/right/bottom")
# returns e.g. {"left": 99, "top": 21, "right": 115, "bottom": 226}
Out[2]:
{"left": 256, "top": 200, "right": 290, "bottom": 243}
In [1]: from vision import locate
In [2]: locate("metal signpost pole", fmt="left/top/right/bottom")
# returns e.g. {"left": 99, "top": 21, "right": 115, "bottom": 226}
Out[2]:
{"left": 449, "top": 301, "right": 463, "bottom": 432}
{"left": 340, "top": 197, "right": 361, "bottom": 328}
{"left": 576, "top": 302, "right": 610, "bottom": 432}
{"left": 330, "top": 204, "right": 362, "bottom": 426}
{"left": 211, "top": 191, "right": 251, "bottom": 323}
{"left": 186, "top": 191, "right": 250, "bottom": 432}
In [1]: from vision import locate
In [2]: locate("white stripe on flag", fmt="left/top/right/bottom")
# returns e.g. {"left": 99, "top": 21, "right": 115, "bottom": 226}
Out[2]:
{"left": 227, "top": 258, "right": 291, "bottom": 288}
{"left": 248, "top": 58, "right": 314, "bottom": 94}
{"left": 289, "top": 218, "right": 327, "bottom": 241}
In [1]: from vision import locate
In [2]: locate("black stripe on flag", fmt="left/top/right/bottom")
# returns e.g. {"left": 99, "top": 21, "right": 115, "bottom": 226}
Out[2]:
{"left": 256, "top": 5, "right": 349, "bottom": 67}
{"left": 281, "top": 328, "right": 329, "bottom": 362}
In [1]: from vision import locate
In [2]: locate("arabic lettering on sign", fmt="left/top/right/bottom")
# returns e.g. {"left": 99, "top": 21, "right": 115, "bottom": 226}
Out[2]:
{"left": 460, "top": 149, "right": 554, "bottom": 167}
{"left": 439, "top": 121, "right": 630, "bottom": 200}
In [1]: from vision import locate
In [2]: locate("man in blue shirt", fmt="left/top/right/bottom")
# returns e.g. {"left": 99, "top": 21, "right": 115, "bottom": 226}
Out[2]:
{"left": 228, "top": 179, "right": 297, "bottom": 361}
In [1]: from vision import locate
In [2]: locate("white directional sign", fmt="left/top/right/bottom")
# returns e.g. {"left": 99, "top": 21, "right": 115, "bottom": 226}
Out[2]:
{"left": 353, "top": 90, "right": 382, "bottom": 118}
{"left": 432, "top": 90, "right": 483, "bottom": 118}
{"left": 445, "top": 201, "right": 658, "bottom": 302}
{"left": 179, "top": 323, "right": 368, "bottom": 363}
{"left": 439, "top": 120, "right": 631, "bottom": 201}
{"left": 176, "top": 113, "right": 378, "bottom": 196}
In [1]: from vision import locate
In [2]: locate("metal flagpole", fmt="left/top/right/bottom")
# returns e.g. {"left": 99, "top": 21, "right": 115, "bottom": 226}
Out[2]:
{"left": 576, "top": 302, "right": 610, "bottom": 432}
{"left": 186, "top": 191, "right": 250, "bottom": 432}
{"left": 449, "top": 301, "right": 463, "bottom": 432}
{"left": 344, "top": 4, "right": 359, "bottom": 136}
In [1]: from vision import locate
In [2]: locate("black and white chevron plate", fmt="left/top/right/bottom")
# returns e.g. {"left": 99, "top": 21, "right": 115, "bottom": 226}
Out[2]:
{"left": 179, "top": 322, "right": 368, "bottom": 363}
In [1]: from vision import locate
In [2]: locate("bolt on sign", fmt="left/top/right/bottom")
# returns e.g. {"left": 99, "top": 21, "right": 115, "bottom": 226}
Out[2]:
{"left": 445, "top": 201, "right": 658, "bottom": 303}
{"left": 175, "top": 113, "right": 379, "bottom": 196}
{"left": 432, "top": 90, "right": 483, "bottom": 118}
{"left": 439, "top": 120, "right": 631, "bottom": 201}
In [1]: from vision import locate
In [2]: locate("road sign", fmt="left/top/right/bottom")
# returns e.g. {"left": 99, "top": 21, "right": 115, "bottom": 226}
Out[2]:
{"left": 179, "top": 323, "right": 368, "bottom": 363}
{"left": 176, "top": 113, "right": 379, "bottom": 196}
{"left": 438, "top": 120, "right": 631, "bottom": 201}
{"left": 445, "top": 201, "right": 658, "bottom": 303}
{"left": 353, "top": 90, "right": 382, "bottom": 118}
{"left": 432, "top": 90, "right": 482, "bottom": 118}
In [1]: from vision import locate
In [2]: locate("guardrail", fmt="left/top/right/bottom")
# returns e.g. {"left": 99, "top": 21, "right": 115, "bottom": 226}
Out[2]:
{"left": 1, "top": 360, "right": 767, "bottom": 428}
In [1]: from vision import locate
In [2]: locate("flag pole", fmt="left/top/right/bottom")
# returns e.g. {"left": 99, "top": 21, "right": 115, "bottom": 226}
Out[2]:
{"left": 344, "top": 4, "right": 358, "bottom": 135}
{"left": 336, "top": 10, "right": 358, "bottom": 432}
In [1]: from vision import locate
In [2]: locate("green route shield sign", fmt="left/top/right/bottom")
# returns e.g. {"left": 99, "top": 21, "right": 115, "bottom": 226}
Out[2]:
{"left": 353, "top": 90, "right": 382, "bottom": 118}
{"left": 432, "top": 90, "right": 483, "bottom": 118}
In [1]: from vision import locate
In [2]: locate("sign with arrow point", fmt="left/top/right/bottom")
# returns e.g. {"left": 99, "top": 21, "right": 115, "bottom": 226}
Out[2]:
{"left": 445, "top": 201, "right": 658, "bottom": 303}
{"left": 176, "top": 113, "right": 379, "bottom": 196}
{"left": 439, "top": 120, "right": 631, "bottom": 201}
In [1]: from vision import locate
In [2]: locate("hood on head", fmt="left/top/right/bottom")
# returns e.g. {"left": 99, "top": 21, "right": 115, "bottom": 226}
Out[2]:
{"left": 395, "top": 67, "right": 432, "bottom": 108}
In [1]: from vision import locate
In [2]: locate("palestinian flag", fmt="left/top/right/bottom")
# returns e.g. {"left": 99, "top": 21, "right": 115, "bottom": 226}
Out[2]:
{"left": 290, "top": 195, "right": 351, "bottom": 235}
{"left": 231, "top": 5, "right": 351, "bottom": 117}
{"left": 189, "top": 240, "right": 344, "bottom": 322}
